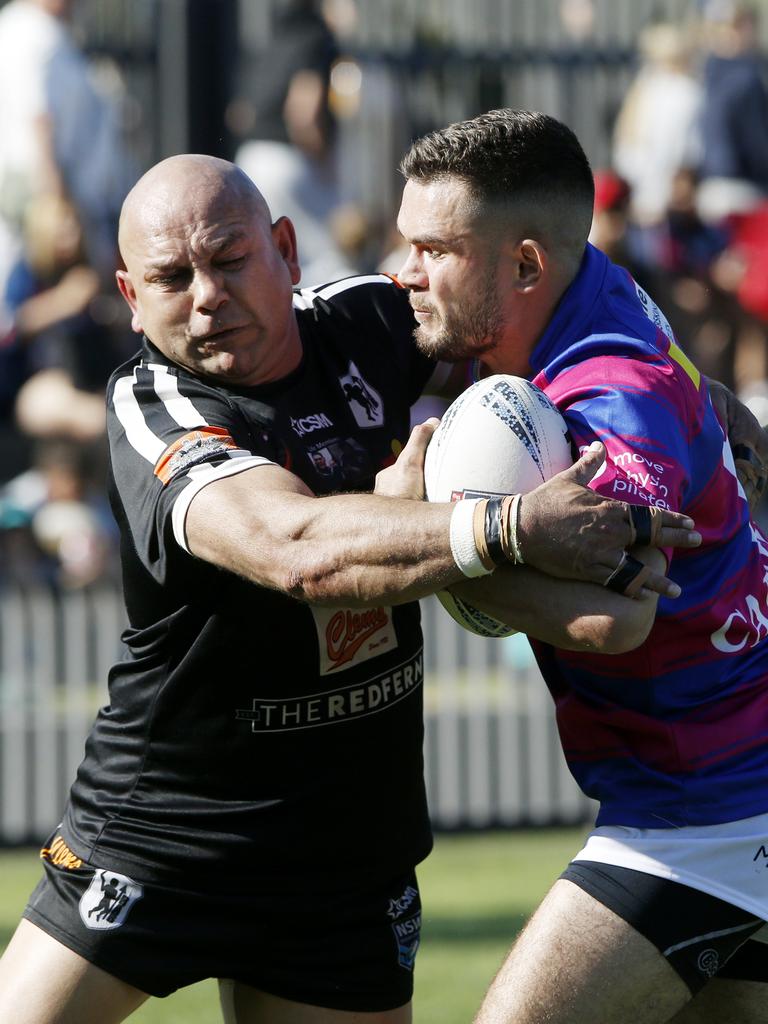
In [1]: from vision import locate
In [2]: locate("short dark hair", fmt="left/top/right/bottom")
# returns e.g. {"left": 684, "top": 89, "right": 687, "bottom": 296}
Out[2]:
{"left": 400, "top": 109, "right": 595, "bottom": 251}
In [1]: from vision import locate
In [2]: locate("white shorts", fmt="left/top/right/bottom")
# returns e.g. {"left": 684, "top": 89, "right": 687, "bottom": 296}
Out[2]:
{"left": 574, "top": 811, "right": 768, "bottom": 927}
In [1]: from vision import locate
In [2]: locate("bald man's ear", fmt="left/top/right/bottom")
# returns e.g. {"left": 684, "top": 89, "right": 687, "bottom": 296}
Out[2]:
{"left": 272, "top": 216, "right": 302, "bottom": 285}
{"left": 115, "top": 270, "right": 144, "bottom": 334}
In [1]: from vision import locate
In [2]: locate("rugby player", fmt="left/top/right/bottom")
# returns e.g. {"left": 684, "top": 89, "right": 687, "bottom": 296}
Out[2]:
{"left": 394, "top": 108, "right": 768, "bottom": 1024}
{"left": 0, "top": 150, "right": 755, "bottom": 1024}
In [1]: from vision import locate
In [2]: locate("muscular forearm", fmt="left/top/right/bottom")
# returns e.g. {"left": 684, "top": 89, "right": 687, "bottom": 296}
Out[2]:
{"left": 452, "top": 560, "right": 659, "bottom": 653}
{"left": 186, "top": 469, "right": 462, "bottom": 606}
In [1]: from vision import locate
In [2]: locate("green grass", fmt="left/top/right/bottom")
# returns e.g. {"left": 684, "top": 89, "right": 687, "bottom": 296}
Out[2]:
{"left": 1, "top": 828, "right": 588, "bottom": 1023}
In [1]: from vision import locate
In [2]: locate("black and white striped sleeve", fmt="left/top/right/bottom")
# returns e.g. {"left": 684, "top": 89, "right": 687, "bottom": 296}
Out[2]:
{"left": 108, "top": 360, "right": 273, "bottom": 580}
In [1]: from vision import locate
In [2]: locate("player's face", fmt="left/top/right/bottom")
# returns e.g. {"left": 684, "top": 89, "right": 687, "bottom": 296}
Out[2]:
{"left": 396, "top": 177, "right": 508, "bottom": 362}
{"left": 116, "top": 192, "right": 302, "bottom": 387}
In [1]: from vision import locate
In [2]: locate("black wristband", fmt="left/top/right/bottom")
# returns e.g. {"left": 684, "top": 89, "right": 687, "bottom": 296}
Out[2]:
{"left": 484, "top": 497, "right": 507, "bottom": 567}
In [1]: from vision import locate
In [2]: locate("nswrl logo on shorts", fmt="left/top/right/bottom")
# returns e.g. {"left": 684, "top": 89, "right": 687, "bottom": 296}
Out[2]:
{"left": 79, "top": 869, "right": 143, "bottom": 931}
{"left": 388, "top": 884, "right": 421, "bottom": 970}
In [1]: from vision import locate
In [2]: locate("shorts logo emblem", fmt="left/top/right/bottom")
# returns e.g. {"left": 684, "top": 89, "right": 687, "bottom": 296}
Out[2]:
{"left": 388, "top": 883, "right": 421, "bottom": 970}
{"left": 79, "top": 869, "right": 143, "bottom": 930}
{"left": 697, "top": 948, "right": 719, "bottom": 977}
{"left": 391, "top": 911, "right": 421, "bottom": 971}
{"left": 387, "top": 884, "right": 418, "bottom": 919}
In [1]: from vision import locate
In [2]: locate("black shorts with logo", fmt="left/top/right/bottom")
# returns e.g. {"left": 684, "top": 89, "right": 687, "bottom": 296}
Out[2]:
{"left": 25, "top": 833, "right": 423, "bottom": 1011}
{"left": 562, "top": 860, "right": 768, "bottom": 995}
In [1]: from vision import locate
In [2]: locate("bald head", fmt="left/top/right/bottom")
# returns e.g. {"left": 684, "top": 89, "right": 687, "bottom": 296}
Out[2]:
{"left": 114, "top": 152, "right": 303, "bottom": 387}
{"left": 119, "top": 154, "right": 272, "bottom": 264}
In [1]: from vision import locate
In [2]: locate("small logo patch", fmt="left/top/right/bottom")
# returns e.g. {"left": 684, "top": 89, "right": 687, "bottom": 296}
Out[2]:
{"left": 154, "top": 427, "right": 239, "bottom": 484}
{"left": 392, "top": 911, "right": 421, "bottom": 971}
{"left": 40, "top": 834, "right": 83, "bottom": 871}
{"left": 339, "top": 362, "right": 383, "bottom": 429}
{"left": 697, "top": 948, "right": 719, "bottom": 978}
{"left": 312, "top": 605, "right": 397, "bottom": 674}
{"left": 387, "top": 884, "right": 419, "bottom": 919}
{"left": 79, "top": 869, "right": 143, "bottom": 930}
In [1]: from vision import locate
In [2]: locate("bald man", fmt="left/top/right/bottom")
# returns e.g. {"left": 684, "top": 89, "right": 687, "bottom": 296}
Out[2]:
{"left": 0, "top": 147, "right": 738, "bottom": 1024}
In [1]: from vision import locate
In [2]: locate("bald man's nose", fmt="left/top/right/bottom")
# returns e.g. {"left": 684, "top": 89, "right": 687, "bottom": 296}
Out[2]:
{"left": 193, "top": 269, "right": 227, "bottom": 312}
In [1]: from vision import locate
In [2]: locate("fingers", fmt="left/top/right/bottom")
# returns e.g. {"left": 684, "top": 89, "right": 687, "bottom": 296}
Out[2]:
{"left": 638, "top": 570, "right": 682, "bottom": 600}
{"left": 733, "top": 443, "right": 768, "bottom": 513}
{"left": 602, "top": 551, "right": 682, "bottom": 600}
{"left": 563, "top": 440, "right": 606, "bottom": 486}
{"left": 373, "top": 418, "right": 440, "bottom": 499}
{"left": 658, "top": 525, "right": 702, "bottom": 549}
{"left": 645, "top": 507, "right": 700, "bottom": 549}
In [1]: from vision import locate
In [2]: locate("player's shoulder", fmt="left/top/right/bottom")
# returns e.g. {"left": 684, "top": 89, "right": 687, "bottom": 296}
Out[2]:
{"left": 292, "top": 273, "right": 410, "bottom": 327}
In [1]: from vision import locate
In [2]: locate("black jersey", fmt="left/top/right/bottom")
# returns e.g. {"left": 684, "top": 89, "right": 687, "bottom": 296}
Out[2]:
{"left": 63, "top": 275, "right": 436, "bottom": 884}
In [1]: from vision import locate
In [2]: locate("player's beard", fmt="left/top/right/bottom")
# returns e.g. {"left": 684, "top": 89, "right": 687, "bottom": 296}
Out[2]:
{"left": 412, "top": 271, "right": 504, "bottom": 362}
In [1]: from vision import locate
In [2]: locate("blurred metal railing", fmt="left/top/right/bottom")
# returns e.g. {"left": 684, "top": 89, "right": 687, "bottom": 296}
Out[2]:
{"left": 0, "top": 584, "right": 593, "bottom": 845}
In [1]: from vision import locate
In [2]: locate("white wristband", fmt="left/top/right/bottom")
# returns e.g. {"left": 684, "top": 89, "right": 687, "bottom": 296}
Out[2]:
{"left": 449, "top": 499, "right": 493, "bottom": 578}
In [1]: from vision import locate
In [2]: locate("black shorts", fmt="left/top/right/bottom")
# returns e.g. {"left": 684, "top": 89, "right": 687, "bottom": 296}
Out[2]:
{"left": 25, "top": 834, "right": 422, "bottom": 1011}
{"left": 562, "top": 860, "right": 768, "bottom": 995}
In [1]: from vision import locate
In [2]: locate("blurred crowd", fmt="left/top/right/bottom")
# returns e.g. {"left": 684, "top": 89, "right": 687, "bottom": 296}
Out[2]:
{"left": 0, "top": 0, "right": 139, "bottom": 589}
{"left": 594, "top": 1, "right": 768, "bottom": 429}
{"left": 2, "top": 0, "right": 768, "bottom": 590}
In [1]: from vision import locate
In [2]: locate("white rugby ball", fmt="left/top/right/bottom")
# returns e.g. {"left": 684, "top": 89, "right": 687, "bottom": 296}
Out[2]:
{"left": 425, "top": 374, "right": 572, "bottom": 638}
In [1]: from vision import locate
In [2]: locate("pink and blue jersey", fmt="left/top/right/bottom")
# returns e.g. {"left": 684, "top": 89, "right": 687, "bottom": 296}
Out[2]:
{"left": 529, "top": 242, "right": 768, "bottom": 829}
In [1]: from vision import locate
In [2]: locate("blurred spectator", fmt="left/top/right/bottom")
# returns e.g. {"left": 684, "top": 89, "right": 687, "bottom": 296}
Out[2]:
{"left": 613, "top": 22, "right": 703, "bottom": 227}
{"left": 0, "top": 0, "right": 135, "bottom": 271}
{"left": 232, "top": 0, "right": 361, "bottom": 284}
{"left": 588, "top": 169, "right": 632, "bottom": 263}
{"left": 697, "top": 1, "right": 768, "bottom": 223}
{"left": 0, "top": 438, "right": 117, "bottom": 588}
{"left": 5, "top": 192, "right": 129, "bottom": 444}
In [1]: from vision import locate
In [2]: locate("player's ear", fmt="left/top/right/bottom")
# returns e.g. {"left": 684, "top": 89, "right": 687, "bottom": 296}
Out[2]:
{"left": 115, "top": 269, "right": 144, "bottom": 334}
{"left": 515, "top": 239, "right": 545, "bottom": 290}
{"left": 272, "top": 216, "right": 301, "bottom": 285}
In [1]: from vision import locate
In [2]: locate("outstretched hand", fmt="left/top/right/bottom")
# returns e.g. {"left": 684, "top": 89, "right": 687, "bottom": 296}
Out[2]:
{"left": 517, "top": 442, "right": 701, "bottom": 599}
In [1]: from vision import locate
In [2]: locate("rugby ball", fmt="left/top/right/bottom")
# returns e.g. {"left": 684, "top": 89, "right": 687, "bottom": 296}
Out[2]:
{"left": 424, "top": 374, "right": 572, "bottom": 638}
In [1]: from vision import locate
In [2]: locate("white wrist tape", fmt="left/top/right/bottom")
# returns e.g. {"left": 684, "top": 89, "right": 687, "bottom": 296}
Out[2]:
{"left": 449, "top": 499, "right": 493, "bottom": 578}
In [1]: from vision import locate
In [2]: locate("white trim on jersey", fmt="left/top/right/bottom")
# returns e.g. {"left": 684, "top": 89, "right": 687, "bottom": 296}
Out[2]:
{"left": 112, "top": 370, "right": 167, "bottom": 465}
{"left": 171, "top": 455, "right": 275, "bottom": 553}
{"left": 292, "top": 275, "right": 394, "bottom": 310}
{"left": 146, "top": 363, "right": 211, "bottom": 429}
{"left": 112, "top": 364, "right": 210, "bottom": 465}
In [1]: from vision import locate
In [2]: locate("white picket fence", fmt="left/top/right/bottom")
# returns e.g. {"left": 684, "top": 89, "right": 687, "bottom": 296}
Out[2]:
{"left": 0, "top": 586, "right": 594, "bottom": 844}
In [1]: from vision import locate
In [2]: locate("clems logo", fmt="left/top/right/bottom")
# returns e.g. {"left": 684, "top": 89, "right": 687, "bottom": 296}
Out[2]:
{"left": 313, "top": 605, "right": 397, "bottom": 675}
{"left": 79, "top": 869, "right": 143, "bottom": 931}
{"left": 339, "top": 362, "right": 384, "bottom": 429}
{"left": 327, "top": 607, "right": 391, "bottom": 670}
{"left": 290, "top": 412, "right": 333, "bottom": 437}
{"left": 387, "top": 884, "right": 419, "bottom": 919}
{"left": 392, "top": 912, "right": 421, "bottom": 971}
{"left": 697, "top": 948, "right": 720, "bottom": 978}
